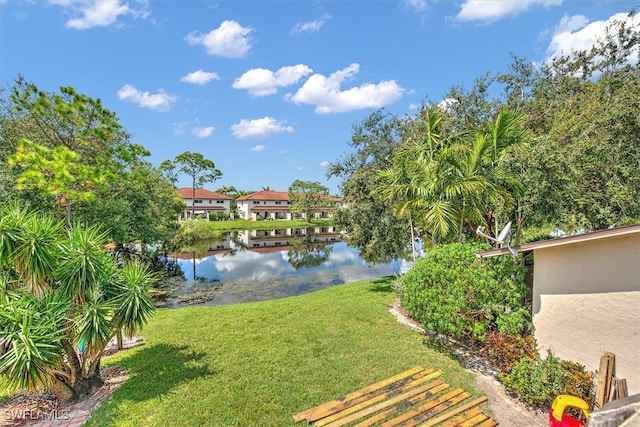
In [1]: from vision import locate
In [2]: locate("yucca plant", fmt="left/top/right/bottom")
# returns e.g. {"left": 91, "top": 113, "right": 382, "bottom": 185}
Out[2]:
{"left": 0, "top": 205, "right": 158, "bottom": 402}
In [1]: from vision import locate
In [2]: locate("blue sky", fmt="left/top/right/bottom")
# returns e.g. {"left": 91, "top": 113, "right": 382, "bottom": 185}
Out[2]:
{"left": 1, "top": 1, "right": 636, "bottom": 195}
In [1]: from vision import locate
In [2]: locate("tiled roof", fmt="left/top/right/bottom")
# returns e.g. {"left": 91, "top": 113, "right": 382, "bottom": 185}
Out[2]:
{"left": 237, "top": 190, "right": 289, "bottom": 201}
{"left": 237, "top": 190, "right": 343, "bottom": 202}
{"left": 177, "top": 188, "right": 232, "bottom": 200}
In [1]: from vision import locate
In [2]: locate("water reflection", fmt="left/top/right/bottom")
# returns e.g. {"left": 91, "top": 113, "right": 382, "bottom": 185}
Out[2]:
{"left": 166, "top": 227, "right": 406, "bottom": 307}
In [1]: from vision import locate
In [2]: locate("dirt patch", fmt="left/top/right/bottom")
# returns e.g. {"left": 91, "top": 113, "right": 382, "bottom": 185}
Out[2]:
{"left": 389, "top": 300, "right": 548, "bottom": 426}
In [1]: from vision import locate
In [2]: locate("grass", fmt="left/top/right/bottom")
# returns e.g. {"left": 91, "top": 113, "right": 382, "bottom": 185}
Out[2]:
{"left": 88, "top": 277, "right": 481, "bottom": 426}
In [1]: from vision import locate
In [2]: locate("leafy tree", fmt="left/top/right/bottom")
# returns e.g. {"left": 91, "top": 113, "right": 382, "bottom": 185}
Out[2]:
{"left": 75, "top": 165, "right": 184, "bottom": 247}
{"left": 174, "top": 151, "right": 222, "bottom": 219}
{"left": 9, "top": 76, "right": 130, "bottom": 166}
{"left": 288, "top": 180, "right": 330, "bottom": 222}
{"left": 2, "top": 79, "right": 183, "bottom": 245}
{"left": 8, "top": 138, "right": 105, "bottom": 227}
{"left": 523, "top": 15, "right": 640, "bottom": 231}
{"left": 0, "top": 205, "right": 157, "bottom": 402}
{"left": 159, "top": 159, "right": 179, "bottom": 187}
{"left": 327, "top": 110, "right": 410, "bottom": 263}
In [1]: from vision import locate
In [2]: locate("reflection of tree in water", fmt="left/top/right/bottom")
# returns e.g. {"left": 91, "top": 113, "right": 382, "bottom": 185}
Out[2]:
{"left": 287, "top": 239, "right": 333, "bottom": 270}
{"left": 171, "top": 234, "right": 236, "bottom": 281}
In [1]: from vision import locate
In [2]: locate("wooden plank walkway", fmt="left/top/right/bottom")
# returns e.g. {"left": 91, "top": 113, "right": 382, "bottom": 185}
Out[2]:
{"left": 293, "top": 366, "right": 497, "bottom": 427}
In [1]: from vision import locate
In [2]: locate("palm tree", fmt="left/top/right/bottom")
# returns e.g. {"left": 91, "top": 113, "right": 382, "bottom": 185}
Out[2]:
{"left": 375, "top": 106, "right": 461, "bottom": 244}
{"left": 375, "top": 107, "right": 527, "bottom": 245}
{"left": 0, "top": 205, "right": 158, "bottom": 402}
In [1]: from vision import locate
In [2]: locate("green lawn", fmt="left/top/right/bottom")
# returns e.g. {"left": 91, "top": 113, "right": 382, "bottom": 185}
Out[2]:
{"left": 89, "top": 277, "right": 480, "bottom": 426}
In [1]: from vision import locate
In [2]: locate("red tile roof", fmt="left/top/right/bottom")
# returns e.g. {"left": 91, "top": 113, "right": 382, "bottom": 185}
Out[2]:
{"left": 177, "top": 188, "right": 232, "bottom": 200}
{"left": 237, "top": 190, "right": 289, "bottom": 201}
{"left": 237, "top": 190, "right": 343, "bottom": 202}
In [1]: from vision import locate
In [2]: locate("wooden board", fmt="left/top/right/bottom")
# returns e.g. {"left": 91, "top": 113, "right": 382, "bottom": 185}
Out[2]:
{"left": 595, "top": 352, "right": 615, "bottom": 409}
{"left": 293, "top": 366, "right": 496, "bottom": 426}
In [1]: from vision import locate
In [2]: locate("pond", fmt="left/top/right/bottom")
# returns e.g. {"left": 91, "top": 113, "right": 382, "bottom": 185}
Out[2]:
{"left": 160, "top": 227, "right": 413, "bottom": 307}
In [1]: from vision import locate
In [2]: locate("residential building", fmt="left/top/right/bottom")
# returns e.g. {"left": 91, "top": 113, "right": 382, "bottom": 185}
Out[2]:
{"left": 177, "top": 188, "right": 232, "bottom": 220}
{"left": 477, "top": 224, "right": 640, "bottom": 395}
{"left": 236, "top": 190, "right": 344, "bottom": 221}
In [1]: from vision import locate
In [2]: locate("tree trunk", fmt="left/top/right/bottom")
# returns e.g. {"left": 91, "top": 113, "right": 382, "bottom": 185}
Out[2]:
{"left": 116, "top": 328, "right": 123, "bottom": 351}
{"left": 50, "top": 371, "right": 104, "bottom": 403}
{"left": 409, "top": 214, "right": 416, "bottom": 261}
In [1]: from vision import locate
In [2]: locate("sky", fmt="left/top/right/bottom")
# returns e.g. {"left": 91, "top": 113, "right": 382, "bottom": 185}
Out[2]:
{"left": 1, "top": 0, "right": 637, "bottom": 195}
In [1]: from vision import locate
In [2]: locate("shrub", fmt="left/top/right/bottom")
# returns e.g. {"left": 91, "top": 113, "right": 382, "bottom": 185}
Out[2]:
{"left": 558, "top": 360, "right": 594, "bottom": 403}
{"left": 500, "top": 350, "right": 593, "bottom": 409}
{"left": 401, "top": 242, "right": 529, "bottom": 345}
{"left": 500, "top": 350, "right": 564, "bottom": 408}
{"left": 483, "top": 332, "right": 538, "bottom": 374}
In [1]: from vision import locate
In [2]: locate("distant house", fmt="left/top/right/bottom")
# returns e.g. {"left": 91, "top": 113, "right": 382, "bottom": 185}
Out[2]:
{"left": 236, "top": 190, "right": 344, "bottom": 221}
{"left": 477, "top": 223, "right": 640, "bottom": 395}
{"left": 177, "top": 188, "right": 232, "bottom": 220}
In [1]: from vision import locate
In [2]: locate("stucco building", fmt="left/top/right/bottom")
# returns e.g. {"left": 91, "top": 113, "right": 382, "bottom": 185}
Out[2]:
{"left": 177, "top": 188, "right": 232, "bottom": 220}
{"left": 478, "top": 224, "right": 640, "bottom": 395}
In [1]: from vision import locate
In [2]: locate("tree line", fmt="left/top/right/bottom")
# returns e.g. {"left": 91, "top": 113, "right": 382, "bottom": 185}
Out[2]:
{"left": 328, "top": 15, "right": 639, "bottom": 262}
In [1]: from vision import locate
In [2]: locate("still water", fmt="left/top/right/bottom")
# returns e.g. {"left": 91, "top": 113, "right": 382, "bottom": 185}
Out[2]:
{"left": 164, "top": 227, "right": 410, "bottom": 307}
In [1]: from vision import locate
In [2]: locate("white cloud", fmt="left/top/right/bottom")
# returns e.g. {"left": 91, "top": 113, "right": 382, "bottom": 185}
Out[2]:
{"left": 192, "top": 126, "right": 215, "bottom": 138}
{"left": 291, "top": 14, "right": 331, "bottom": 34}
{"left": 320, "top": 161, "right": 330, "bottom": 167}
{"left": 546, "top": 12, "right": 640, "bottom": 63}
{"left": 172, "top": 122, "right": 186, "bottom": 135}
{"left": 403, "top": 0, "right": 429, "bottom": 13}
{"left": 287, "top": 63, "right": 405, "bottom": 114}
{"left": 233, "top": 64, "right": 313, "bottom": 96}
{"left": 230, "top": 117, "right": 294, "bottom": 139}
{"left": 49, "top": 0, "right": 149, "bottom": 30}
{"left": 117, "top": 84, "right": 177, "bottom": 112}
{"left": 185, "top": 20, "right": 253, "bottom": 58}
{"left": 438, "top": 97, "right": 458, "bottom": 111}
{"left": 181, "top": 70, "right": 220, "bottom": 85}
{"left": 456, "top": 0, "right": 562, "bottom": 23}
{"left": 250, "top": 145, "right": 266, "bottom": 152}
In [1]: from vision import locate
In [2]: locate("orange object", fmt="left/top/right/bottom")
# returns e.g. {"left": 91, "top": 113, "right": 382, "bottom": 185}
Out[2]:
{"left": 549, "top": 395, "right": 589, "bottom": 427}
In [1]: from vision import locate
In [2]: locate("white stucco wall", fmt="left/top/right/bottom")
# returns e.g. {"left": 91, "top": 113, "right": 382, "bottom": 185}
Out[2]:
{"left": 532, "top": 233, "right": 640, "bottom": 394}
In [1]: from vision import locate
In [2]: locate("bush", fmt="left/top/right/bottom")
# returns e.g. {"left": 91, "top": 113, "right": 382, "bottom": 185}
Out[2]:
{"left": 483, "top": 332, "right": 538, "bottom": 374}
{"left": 500, "top": 350, "right": 564, "bottom": 408}
{"left": 500, "top": 350, "right": 593, "bottom": 409}
{"left": 558, "top": 360, "right": 594, "bottom": 403}
{"left": 208, "top": 212, "right": 228, "bottom": 221}
{"left": 401, "top": 242, "right": 529, "bottom": 345}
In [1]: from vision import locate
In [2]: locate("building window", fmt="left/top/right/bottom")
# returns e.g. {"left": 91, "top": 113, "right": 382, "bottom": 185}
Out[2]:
{"left": 253, "top": 201, "right": 260, "bottom": 204}
{"left": 194, "top": 200, "right": 203, "bottom": 204}
{"left": 275, "top": 201, "right": 282, "bottom": 205}
{"left": 217, "top": 200, "right": 224, "bottom": 204}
